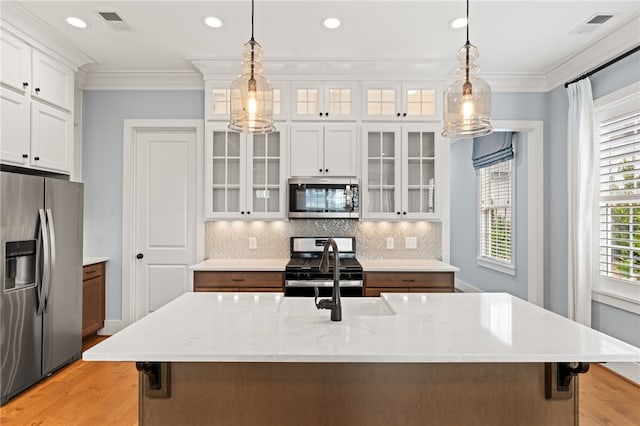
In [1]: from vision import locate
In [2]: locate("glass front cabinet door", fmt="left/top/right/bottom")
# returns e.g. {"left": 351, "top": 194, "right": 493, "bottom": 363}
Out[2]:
{"left": 205, "top": 81, "right": 289, "bottom": 122}
{"left": 361, "top": 82, "right": 441, "bottom": 122}
{"left": 290, "top": 82, "right": 358, "bottom": 121}
{"left": 362, "top": 124, "right": 443, "bottom": 220}
{"left": 205, "top": 123, "right": 287, "bottom": 220}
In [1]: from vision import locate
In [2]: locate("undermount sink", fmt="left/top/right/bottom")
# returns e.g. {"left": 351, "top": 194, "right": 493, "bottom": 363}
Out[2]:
{"left": 277, "top": 297, "right": 395, "bottom": 317}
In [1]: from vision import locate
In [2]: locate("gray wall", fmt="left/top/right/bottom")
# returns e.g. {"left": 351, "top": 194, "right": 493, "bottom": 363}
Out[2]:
{"left": 82, "top": 90, "right": 204, "bottom": 319}
{"left": 450, "top": 51, "right": 640, "bottom": 347}
{"left": 450, "top": 132, "right": 529, "bottom": 299}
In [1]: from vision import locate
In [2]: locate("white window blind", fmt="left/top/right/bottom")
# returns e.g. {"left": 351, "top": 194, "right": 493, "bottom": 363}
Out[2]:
{"left": 598, "top": 108, "right": 640, "bottom": 283}
{"left": 479, "top": 159, "right": 513, "bottom": 264}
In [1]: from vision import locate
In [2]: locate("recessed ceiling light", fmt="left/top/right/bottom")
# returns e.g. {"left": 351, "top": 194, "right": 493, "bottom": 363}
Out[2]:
{"left": 204, "top": 16, "right": 223, "bottom": 28}
{"left": 66, "top": 16, "right": 87, "bottom": 29}
{"left": 449, "top": 17, "right": 467, "bottom": 29}
{"left": 323, "top": 17, "right": 341, "bottom": 29}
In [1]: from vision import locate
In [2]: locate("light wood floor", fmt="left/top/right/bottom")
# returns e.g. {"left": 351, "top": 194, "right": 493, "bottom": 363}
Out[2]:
{"left": 1, "top": 336, "right": 638, "bottom": 425}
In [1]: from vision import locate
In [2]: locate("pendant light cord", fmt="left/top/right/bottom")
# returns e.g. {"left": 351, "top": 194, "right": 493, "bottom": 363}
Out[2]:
{"left": 249, "top": 0, "right": 255, "bottom": 87}
{"left": 464, "top": 0, "right": 470, "bottom": 86}
{"left": 251, "top": 0, "right": 254, "bottom": 41}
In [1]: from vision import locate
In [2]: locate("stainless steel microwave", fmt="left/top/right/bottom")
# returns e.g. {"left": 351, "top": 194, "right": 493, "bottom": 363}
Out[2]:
{"left": 288, "top": 177, "right": 359, "bottom": 219}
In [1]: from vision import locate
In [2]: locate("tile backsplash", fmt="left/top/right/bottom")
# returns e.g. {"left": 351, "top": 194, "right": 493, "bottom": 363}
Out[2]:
{"left": 205, "top": 220, "right": 442, "bottom": 260}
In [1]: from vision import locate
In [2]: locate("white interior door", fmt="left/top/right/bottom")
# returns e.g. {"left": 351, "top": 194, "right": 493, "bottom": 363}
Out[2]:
{"left": 134, "top": 129, "right": 196, "bottom": 319}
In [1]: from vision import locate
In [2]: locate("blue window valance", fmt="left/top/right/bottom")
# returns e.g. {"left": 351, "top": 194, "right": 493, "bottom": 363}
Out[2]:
{"left": 472, "top": 132, "right": 514, "bottom": 169}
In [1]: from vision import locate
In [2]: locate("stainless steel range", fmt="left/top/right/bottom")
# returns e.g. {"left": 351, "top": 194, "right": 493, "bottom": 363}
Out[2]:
{"left": 284, "top": 237, "right": 363, "bottom": 297}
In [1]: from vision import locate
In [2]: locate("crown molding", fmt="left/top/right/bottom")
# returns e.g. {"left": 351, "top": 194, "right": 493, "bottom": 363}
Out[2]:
{"left": 0, "top": 3, "right": 94, "bottom": 70}
{"left": 82, "top": 71, "right": 205, "bottom": 91}
{"left": 545, "top": 14, "right": 640, "bottom": 91}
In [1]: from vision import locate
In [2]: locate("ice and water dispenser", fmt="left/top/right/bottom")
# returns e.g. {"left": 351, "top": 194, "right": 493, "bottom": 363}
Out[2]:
{"left": 4, "top": 240, "right": 36, "bottom": 291}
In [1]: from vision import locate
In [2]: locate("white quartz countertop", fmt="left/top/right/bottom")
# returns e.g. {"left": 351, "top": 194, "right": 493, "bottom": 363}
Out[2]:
{"left": 190, "top": 258, "right": 288, "bottom": 271}
{"left": 190, "top": 258, "right": 458, "bottom": 272}
{"left": 84, "top": 292, "right": 640, "bottom": 363}
{"left": 360, "top": 259, "right": 459, "bottom": 272}
{"left": 83, "top": 257, "right": 109, "bottom": 266}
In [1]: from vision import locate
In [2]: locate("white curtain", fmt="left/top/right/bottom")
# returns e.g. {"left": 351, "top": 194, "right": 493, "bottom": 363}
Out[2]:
{"left": 567, "top": 78, "right": 596, "bottom": 326}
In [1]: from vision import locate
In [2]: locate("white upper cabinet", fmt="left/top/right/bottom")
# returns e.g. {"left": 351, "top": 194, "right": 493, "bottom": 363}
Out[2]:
{"left": 290, "top": 124, "right": 358, "bottom": 177}
{"left": 0, "top": 88, "right": 30, "bottom": 165}
{"left": 0, "top": 29, "right": 74, "bottom": 174}
{"left": 0, "top": 30, "right": 31, "bottom": 93}
{"left": 31, "top": 50, "right": 74, "bottom": 112}
{"left": 205, "top": 81, "right": 289, "bottom": 122}
{"left": 205, "top": 123, "right": 287, "bottom": 220}
{"left": 361, "top": 82, "right": 442, "bottom": 122}
{"left": 362, "top": 124, "right": 445, "bottom": 220}
{"left": 290, "top": 82, "right": 358, "bottom": 121}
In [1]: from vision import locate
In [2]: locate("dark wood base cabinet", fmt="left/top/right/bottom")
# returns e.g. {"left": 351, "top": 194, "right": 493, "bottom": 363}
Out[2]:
{"left": 82, "top": 262, "right": 105, "bottom": 338}
{"left": 364, "top": 271, "right": 454, "bottom": 296}
{"left": 139, "top": 362, "right": 577, "bottom": 426}
{"left": 194, "top": 271, "right": 284, "bottom": 292}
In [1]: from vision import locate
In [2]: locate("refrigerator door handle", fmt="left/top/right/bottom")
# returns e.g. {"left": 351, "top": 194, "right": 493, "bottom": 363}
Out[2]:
{"left": 36, "top": 209, "right": 51, "bottom": 317}
{"left": 44, "top": 209, "right": 56, "bottom": 312}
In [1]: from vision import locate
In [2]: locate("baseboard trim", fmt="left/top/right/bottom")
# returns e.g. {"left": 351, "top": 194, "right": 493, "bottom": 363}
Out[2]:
{"left": 601, "top": 362, "right": 640, "bottom": 386}
{"left": 98, "top": 320, "right": 126, "bottom": 336}
{"left": 454, "top": 278, "right": 482, "bottom": 293}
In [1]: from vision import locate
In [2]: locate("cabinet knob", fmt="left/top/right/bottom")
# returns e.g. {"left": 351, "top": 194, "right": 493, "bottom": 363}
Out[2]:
{"left": 136, "top": 253, "right": 144, "bottom": 260}
{"left": 246, "top": 211, "right": 251, "bottom": 215}
{"left": 396, "top": 112, "right": 401, "bottom": 117}
{"left": 22, "top": 82, "right": 29, "bottom": 89}
{"left": 240, "top": 211, "right": 245, "bottom": 215}
{"left": 318, "top": 169, "right": 323, "bottom": 173}
{"left": 35, "top": 88, "right": 40, "bottom": 94}
{"left": 403, "top": 112, "right": 407, "bottom": 117}
{"left": 396, "top": 212, "right": 401, "bottom": 215}
{"left": 34, "top": 156, "right": 40, "bottom": 161}
{"left": 403, "top": 212, "right": 407, "bottom": 215}
{"left": 325, "top": 169, "right": 328, "bottom": 173}
{"left": 319, "top": 112, "right": 323, "bottom": 117}
{"left": 325, "top": 112, "right": 329, "bottom": 116}
{"left": 22, "top": 154, "right": 28, "bottom": 159}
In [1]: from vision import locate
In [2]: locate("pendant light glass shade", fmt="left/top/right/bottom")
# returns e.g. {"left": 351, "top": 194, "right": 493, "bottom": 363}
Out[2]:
{"left": 229, "top": 1, "right": 275, "bottom": 134}
{"left": 442, "top": 0, "right": 493, "bottom": 138}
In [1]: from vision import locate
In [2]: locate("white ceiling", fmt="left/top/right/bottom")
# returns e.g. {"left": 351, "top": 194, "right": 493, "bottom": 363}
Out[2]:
{"left": 3, "top": 1, "right": 640, "bottom": 88}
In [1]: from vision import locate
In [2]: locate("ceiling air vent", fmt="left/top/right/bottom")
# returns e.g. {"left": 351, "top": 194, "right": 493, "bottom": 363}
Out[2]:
{"left": 98, "top": 11, "right": 132, "bottom": 31}
{"left": 98, "top": 12, "right": 123, "bottom": 22}
{"left": 570, "top": 13, "right": 615, "bottom": 34}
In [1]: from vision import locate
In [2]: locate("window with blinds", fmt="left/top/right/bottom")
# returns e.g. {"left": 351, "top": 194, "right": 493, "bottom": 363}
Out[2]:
{"left": 479, "top": 159, "right": 514, "bottom": 267}
{"left": 598, "top": 108, "right": 640, "bottom": 283}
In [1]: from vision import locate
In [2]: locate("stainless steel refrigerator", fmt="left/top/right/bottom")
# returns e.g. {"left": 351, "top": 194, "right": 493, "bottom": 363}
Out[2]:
{"left": 0, "top": 170, "right": 83, "bottom": 405}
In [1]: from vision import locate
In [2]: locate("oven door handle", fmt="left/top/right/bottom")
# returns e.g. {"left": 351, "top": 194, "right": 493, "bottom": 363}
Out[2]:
{"left": 285, "top": 280, "right": 363, "bottom": 288}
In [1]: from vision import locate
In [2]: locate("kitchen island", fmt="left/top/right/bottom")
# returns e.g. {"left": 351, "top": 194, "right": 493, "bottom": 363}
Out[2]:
{"left": 84, "top": 292, "right": 640, "bottom": 425}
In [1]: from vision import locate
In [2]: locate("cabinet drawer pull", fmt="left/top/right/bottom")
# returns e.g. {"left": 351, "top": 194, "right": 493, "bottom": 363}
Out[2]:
{"left": 35, "top": 87, "right": 40, "bottom": 94}
{"left": 22, "top": 154, "right": 28, "bottom": 159}
{"left": 34, "top": 156, "right": 40, "bottom": 161}
{"left": 22, "top": 82, "right": 29, "bottom": 89}
{"left": 231, "top": 278, "right": 245, "bottom": 282}
{"left": 402, "top": 279, "right": 416, "bottom": 282}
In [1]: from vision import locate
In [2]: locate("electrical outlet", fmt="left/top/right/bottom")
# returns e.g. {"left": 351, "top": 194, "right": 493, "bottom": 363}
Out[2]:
{"left": 405, "top": 237, "right": 417, "bottom": 249}
{"left": 249, "top": 237, "right": 257, "bottom": 249}
{"left": 386, "top": 237, "right": 394, "bottom": 250}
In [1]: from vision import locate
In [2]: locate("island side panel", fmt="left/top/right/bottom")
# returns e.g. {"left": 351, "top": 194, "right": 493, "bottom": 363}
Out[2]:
{"left": 140, "top": 362, "right": 577, "bottom": 426}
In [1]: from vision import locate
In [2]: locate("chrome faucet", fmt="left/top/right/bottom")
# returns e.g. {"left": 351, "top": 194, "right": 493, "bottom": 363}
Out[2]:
{"left": 314, "top": 238, "right": 342, "bottom": 321}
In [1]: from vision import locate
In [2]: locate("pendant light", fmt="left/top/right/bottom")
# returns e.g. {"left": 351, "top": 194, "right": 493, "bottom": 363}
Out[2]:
{"left": 442, "top": 0, "right": 492, "bottom": 138}
{"left": 229, "top": 0, "right": 275, "bottom": 134}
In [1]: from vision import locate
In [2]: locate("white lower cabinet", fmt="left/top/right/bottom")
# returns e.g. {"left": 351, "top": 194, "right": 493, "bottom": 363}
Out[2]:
{"left": 205, "top": 123, "right": 287, "bottom": 220}
{"left": 289, "top": 124, "right": 358, "bottom": 177}
{"left": 362, "top": 124, "right": 445, "bottom": 220}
